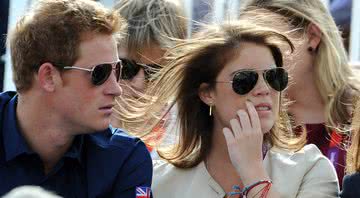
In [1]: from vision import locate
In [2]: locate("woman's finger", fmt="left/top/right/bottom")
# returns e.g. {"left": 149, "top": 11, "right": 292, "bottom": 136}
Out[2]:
{"left": 237, "top": 109, "right": 251, "bottom": 135}
{"left": 230, "top": 118, "right": 242, "bottom": 138}
{"left": 246, "top": 101, "right": 261, "bottom": 134}
{"left": 223, "top": 127, "right": 235, "bottom": 146}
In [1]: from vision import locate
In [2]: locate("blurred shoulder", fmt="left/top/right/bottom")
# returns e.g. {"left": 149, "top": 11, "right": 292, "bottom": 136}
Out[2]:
{"left": 267, "top": 144, "right": 337, "bottom": 181}
{"left": 269, "top": 144, "right": 330, "bottom": 164}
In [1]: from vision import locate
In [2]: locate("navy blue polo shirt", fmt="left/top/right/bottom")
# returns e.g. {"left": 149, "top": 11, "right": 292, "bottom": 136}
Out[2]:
{"left": 0, "top": 91, "right": 153, "bottom": 198}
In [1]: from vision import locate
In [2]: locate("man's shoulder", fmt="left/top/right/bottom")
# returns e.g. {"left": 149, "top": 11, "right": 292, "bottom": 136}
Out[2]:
{"left": 343, "top": 172, "right": 360, "bottom": 186}
{"left": 86, "top": 127, "right": 146, "bottom": 153}
{"left": 341, "top": 172, "right": 360, "bottom": 197}
{"left": 0, "top": 91, "right": 17, "bottom": 146}
{"left": 84, "top": 127, "right": 151, "bottom": 166}
{"left": 82, "top": 127, "right": 152, "bottom": 195}
{"left": 0, "top": 91, "right": 16, "bottom": 108}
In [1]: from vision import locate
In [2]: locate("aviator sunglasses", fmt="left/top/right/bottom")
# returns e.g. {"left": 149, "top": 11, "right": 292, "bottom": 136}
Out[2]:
{"left": 63, "top": 60, "right": 122, "bottom": 86}
{"left": 216, "top": 67, "right": 288, "bottom": 95}
{"left": 119, "top": 58, "right": 161, "bottom": 81}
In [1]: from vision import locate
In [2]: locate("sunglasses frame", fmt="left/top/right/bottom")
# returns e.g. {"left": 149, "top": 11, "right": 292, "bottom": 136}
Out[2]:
{"left": 216, "top": 67, "right": 288, "bottom": 95}
{"left": 119, "top": 58, "right": 161, "bottom": 81}
{"left": 63, "top": 60, "right": 122, "bottom": 86}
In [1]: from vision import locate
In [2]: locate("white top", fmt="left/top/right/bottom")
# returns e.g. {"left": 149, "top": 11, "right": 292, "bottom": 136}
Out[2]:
{"left": 152, "top": 144, "right": 339, "bottom": 198}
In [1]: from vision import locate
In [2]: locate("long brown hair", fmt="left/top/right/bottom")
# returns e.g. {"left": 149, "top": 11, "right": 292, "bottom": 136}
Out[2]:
{"left": 118, "top": 20, "right": 306, "bottom": 168}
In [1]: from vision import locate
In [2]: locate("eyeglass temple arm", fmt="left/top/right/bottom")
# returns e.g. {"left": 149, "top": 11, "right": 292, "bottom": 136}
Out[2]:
{"left": 63, "top": 66, "right": 93, "bottom": 72}
{"left": 214, "top": 80, "right": 233, "bottom": 83}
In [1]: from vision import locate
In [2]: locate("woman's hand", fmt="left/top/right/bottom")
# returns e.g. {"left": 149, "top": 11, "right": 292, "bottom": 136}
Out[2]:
{"left": 223, "top": 101, "right": 280, "bottom": 197}
{"left": 223, "top": 101, "right": 264, "bottom": 181}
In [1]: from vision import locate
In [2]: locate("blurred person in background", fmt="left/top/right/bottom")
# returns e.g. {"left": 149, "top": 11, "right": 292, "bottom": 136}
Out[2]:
{"left": 112, "top": 0, "right": 187, "bottom": 156}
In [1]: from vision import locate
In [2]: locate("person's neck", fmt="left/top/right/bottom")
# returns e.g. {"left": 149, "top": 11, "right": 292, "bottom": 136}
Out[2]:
{"left": 205, "top": 123, "right": 243, "bottom": 194}
{"left": 287, "top": 72, "right": 326, "bottom": 124}
{"left": 16, "top": 94, "right": 75, "bottom": 174}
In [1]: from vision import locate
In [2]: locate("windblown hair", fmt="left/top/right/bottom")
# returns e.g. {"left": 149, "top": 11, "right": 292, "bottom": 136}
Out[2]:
{"left": 118, "top": 20, "right": 306, "bottom": 168}
{"left": 346, "top": 97, "right": 360, "bottom": 174}
{"left": 8, "top": 0, "right": 125, "bottom": 93}
{"left": 240, "top": 0, "right": 360, "bottom": 131}
{"left": 114, "top": 0, "right": 187, "bottom": 54}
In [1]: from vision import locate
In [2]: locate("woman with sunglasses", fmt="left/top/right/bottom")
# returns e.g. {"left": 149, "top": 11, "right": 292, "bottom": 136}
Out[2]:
{"left": 119, "top": 20, "right": 339, "bottom": 197}
{"left": 114, "top": 0, "right": 187, "bottom": 95}
{"left": 112, "top": 0, "right": 187, "bottom": 156}
{"left": 239, "top": 0, "right": 360, "bottom": 185}
{"left": 341, "top": 97, "right": 360, "bottom": 197}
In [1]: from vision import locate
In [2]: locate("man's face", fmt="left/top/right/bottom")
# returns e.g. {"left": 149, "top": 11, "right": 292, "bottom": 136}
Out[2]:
{"left": 55, "top": 33, "right": 122, "bottom": 134}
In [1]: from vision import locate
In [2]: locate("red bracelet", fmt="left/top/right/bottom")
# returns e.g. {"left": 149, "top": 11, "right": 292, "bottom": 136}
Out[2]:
{"left": 243, "top": 180, "right": 272, "bottom": 197}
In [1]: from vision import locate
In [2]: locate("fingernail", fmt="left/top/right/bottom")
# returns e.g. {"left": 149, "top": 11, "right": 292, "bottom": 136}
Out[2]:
{"left": 237, "top": 109, "right": 245, "bottom": 115}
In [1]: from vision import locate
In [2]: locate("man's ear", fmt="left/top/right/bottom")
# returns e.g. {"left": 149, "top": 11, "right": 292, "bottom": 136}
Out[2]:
{"left": 198, "top": 83, "right": 215, "bottom": 105}
{"left": 37, "top": 63, "right": 61, "bottom": 92}
{"left": 306, "top": 23, "right": 322, "bottom": 50}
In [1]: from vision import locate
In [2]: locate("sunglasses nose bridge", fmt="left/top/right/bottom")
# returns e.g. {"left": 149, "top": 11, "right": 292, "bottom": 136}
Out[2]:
{"left": 114, "top": 62, "right": 122, "bottom": 82}
{"left": 261, "top": 72, "right": 271, "bottom": 88}
{"left": 251, "top": 71, "right": 271, "bottom": 94}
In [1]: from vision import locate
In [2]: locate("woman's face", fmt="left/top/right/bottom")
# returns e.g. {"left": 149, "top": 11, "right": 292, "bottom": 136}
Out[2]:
{"left": 207, "top": 42, "right": 282, "bottom": 133}
{"left": 118, "top": 44, "right": 165, "bottom": 96}
{"left": 275, "top": 22, "right": 320, "bottom": 97}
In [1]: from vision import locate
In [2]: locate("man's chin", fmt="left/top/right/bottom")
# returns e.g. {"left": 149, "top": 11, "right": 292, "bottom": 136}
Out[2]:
{"left": 91, "top": 121, "right": 111, "bottom": 132}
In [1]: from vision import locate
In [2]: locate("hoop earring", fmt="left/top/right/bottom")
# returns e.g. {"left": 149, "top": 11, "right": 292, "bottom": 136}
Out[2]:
{"left": 209, "top": 104, "right": 213, "bottom": 116}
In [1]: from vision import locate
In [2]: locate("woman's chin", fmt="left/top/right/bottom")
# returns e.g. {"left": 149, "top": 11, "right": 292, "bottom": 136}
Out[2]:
{"left": 260, "top": 121, "right": 275, "bottom": 134}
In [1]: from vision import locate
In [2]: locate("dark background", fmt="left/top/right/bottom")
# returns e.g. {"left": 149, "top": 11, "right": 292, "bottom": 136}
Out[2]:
{"left": 0, "top": 0, "right": 10, "bottom": 91}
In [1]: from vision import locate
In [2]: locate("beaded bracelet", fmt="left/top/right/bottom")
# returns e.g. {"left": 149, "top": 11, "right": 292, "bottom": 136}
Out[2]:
{"left": 228, "top": 180, "right": 272, "bottom": 198}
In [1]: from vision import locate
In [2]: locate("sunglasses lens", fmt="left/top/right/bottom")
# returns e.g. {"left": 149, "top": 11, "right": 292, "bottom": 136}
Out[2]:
{"left": 92, "top": 64, "right": 112, "bottom": 85}
{"left": 264, "top": 68, "right": 288, "bottom": 91}
{"left": 143, "top": 64, "right": 161, "bottom": 80}
{"left": 120, "top": 59, "right": 141, "bottom": 80}
{"left": 232, "top": 71, "right": 259, "bottom": 95}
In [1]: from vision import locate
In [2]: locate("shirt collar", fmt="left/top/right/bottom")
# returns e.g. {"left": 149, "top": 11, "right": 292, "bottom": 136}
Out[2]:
{"left": 2, "top": 95, "right": 33, "bottom": 162}
{"left": 2, "top": 95, "right": 85, "bottom": 164}
{"left": 64, "top": 135, "right": 84, "bottom": 164}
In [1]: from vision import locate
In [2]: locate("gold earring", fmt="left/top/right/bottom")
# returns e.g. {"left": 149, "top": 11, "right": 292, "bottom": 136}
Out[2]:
{"left": 209, "top": 104, "right": 213, "bottom": 116}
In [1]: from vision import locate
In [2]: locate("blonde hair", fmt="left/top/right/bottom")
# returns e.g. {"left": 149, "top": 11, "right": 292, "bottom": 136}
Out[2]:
{"left": 118, "top": 20, "right": 306, "bottom": 168}
{"left": 241, "top": 0, "right": 360, "bottom": 130}
{"left": 346, "top": 97, "right": 360, "bottom": 174}
{"left": 8, "top": 0, "right": 125, "bottom": 93}
{"left": 114, "top": 0, "right": 187, "bottom": 54}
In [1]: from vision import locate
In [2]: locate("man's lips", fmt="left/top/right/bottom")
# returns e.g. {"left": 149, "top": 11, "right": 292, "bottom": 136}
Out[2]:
{"left": 99, "top": 104, "right": 115, "bottom": 114}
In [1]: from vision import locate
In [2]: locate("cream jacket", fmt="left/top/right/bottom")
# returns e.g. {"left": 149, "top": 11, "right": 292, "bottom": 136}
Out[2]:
{"left": 152, "top": 144, "right": 339, "bottom": 198}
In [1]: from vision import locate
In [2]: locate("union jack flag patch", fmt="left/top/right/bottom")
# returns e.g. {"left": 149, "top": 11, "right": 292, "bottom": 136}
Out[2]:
{"left": 136, "top": 186, "right": 151, "bottom": 198}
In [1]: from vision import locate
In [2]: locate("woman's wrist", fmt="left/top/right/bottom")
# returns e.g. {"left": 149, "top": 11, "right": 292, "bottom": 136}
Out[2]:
{"left": 228, "top": 179, "right": 272, "bottom": 198}
{"left": 235, "top": 162, "right": 268, "bottom": 184}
